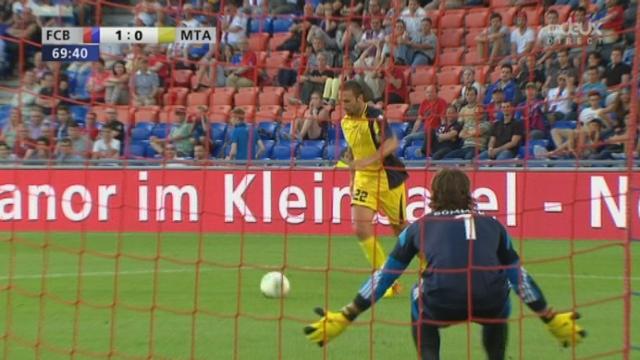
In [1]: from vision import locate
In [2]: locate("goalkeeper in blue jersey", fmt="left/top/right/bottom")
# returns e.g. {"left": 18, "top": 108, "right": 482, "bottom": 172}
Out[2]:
{"left": 304, "top": 168, "right": 586, "bottom": 359}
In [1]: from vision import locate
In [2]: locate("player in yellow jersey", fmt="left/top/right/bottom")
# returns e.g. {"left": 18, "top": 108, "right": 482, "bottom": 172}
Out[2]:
{"left": 339, "top": 81, "right": 409, "bottom": 297}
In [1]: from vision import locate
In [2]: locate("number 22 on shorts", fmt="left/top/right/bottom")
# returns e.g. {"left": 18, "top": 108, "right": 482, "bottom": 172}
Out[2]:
{"left": 353, "top": 189, "right": 369, "bottom": 202}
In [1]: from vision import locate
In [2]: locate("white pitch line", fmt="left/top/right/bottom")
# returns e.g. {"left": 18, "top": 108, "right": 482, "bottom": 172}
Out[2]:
{"left": 0, "top": 269, "right": 638, "bottom": 281}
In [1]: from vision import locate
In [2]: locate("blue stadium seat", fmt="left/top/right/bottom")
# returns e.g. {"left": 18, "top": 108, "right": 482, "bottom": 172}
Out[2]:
{"left": 71, "top": 69, "right": 91, "bottom": 100}
{"left": 259, "top": 140, "right": 275, "bottom": 159}
{"left": 518, "top": 139, "right": 550, "bottom": 159}
{"left": 272, "top": 17, "right": 294, "bottom": 33}
{"left": 389, "top": 122, "right": 409, "bottom": 139}
{"left": 210, "top": 123, "right": 227, "bottom": 141}
{"left": 325, "top": 140, "right": 347, "bottom": 160}
{"left": 552, "top": 120, "right": 577, "bottom": 129}
{"left": 151, "top": 123, "right": 171, "bottom": 138}
{"left": 128, "top": 142, "right": 146, "bottom": 158}
{"left": 212, "top": 140, "right": 225, "bottom": 158}
{"left": 69, "top": 105, "right": 88, "bottom": 124}
{"left": 272, "top": 144, "right": 296, "bottom": 160}
{"left": 145, "top": 142, "right": 159, "bottom": 158}
{"left": 404, "top": 145, "right": 425, "bottom": 160}
{"left": 249, "top": 17, "right": 273, "bottom": 33}
{"left": 131, "top": 127, "right": 151, "bottom": 141}
{"left": 326, "top": 124, "right": 345, "bottom": 141}
{"left": 257, "top": 121, "right": 278, "bottom": 140}
{"left": 298, "top": 145, "right": 324, "bottom": 160}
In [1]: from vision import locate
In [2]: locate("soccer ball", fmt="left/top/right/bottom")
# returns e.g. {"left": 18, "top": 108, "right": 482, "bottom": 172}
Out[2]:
{"left": 260, "top": 272, "right": 290, "bottom": 298}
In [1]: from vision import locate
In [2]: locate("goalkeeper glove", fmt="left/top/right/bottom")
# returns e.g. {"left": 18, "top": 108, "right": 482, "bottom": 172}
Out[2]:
{"left": 546, "top": 311, "right": 587, "bottom": 347}
{"left": 303, "top": 307, "right": 354, "bottom": 346}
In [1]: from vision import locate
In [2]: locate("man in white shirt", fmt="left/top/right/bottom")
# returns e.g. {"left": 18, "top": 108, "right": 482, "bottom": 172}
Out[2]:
{"left": 221, "top": 2, "right": 247, "bottom": 49}
{"left": 92, "top": 125, "right": 121, "bottom": 160}
{"left": 545, "top": 74, "right": 574, "bottom": 122}
{"left": 536, "top": 9, "right": 566, "bottom": 65}
{"left": 400, "top": 0, "right": 426, "bottom": 40}
{"left": 510, "top": 11, "right": 535, "bottom": 64}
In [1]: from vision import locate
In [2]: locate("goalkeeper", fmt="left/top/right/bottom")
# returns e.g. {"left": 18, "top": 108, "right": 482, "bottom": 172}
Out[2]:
{"left": 304, "top": 168, "right": 586, "bottom": 359}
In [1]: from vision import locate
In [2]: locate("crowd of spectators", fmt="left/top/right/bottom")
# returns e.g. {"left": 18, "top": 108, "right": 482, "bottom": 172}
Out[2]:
{"left": 0, "top": 0, "right": 638, "bottom": 165}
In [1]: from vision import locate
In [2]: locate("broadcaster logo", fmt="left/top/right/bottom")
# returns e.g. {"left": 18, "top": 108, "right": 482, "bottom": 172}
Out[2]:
{"left": 545, "top": 19, "right": 604, "bottom": 47}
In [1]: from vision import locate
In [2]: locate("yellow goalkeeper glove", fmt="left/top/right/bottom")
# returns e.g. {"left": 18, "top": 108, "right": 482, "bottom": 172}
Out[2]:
{"left": 546, "top": 311, "right": 586, "bottom": 347}
{"left": 303, "top": 307, "right": 353, "bottom": 346}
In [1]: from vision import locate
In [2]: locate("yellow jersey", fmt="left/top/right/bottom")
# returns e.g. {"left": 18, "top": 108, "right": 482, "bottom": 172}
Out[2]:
{"left": 341, "top": 105, "right": 408, "bottom": 190}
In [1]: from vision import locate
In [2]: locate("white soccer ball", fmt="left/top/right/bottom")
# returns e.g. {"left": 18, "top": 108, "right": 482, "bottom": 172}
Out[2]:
{"left": 260, "top": 272, "right": 290, "bottom": 298}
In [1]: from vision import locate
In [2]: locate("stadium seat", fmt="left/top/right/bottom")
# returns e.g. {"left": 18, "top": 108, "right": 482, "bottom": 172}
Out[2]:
{"left": 439, "top": 9, "right": 465, "bottom": 29}
{"left": 151, "top": 123, "right": 171, "bottom": 138}
{"left": 436, "top": 66, "right": 462, "bottom": 86}
{"left": 326, "top": 123, "right": 345, "bottom": 142}
{"left": 129, "top": 142, "right": 147, "bottom": 158}
{"left": 475, "top": 65, "right": 490, "bottom": 84}
{"left": 404, "top": 145, "right": 425, "bottom": 160}
{"left": 411, "top": 67, "right": 436, "bottom": 87}
{"left": 552, "top": 120, "right": 577, "bottom": 129}
{"left": 325, "top": 139, "right": 347, "bottom": 160}
{"left": 163, "top": 87, "right": 189, "bottom": 106}
{"left": 463, "top": 49, "right": 485, "bottom": 66}
{"left": 210, "top": 87, "right": 236, "bottom": 107}
{"left": 465, "top": 28, "right": 483, "bottom": 47}
{"left": 259, "top": 90, "right": 284, "bottom": 107}
{"left": 490, "top": 0, "right": 511, "bottom": 7}
{"left": 257, "top": 121, "right": 278, "bottom": 140}
{"left": 187, "top": 90, "right": 211, "bottom": 106}
{"left": 493, "top": 7, "right": 517, "bottom": 26}
{"left": 465, "top": 8, "right": 489, "bottom": 28}
{"left": 269, "top": 33, "right": 291, "bottom": 51}
{"left": 234, "top": 88, "right": 259, "bottom": 107}
{"left": 172, "top": 69, "right": 193, "bottom": 87}
{"left": 248, "top": 33, "right": 269, "bottom": 52}
{"left": 518, "top": 139, "right": 550, "bottom": 159}
{"left": 272, "top": 17, "right": 294, "bottom": 33}
{"left": 439, "top": 29, "right": 464, "bottom": 48}
{"left": 256, "top": 105, "right": 281, "bottom": 121}
{"left": 208, "top": 105, "right": 232, "bottom": 122}
{"left": 271, "top": 144, "right": 296, "bottom": 160}
{"left": 71, "top": 69, "right": 91, "bottom": 100}
{"left": 439, "top": 48, "right": 463, "bottom": 66}
{"left": 385, "top": 104, "right": 409, "bottom": 122}
{"left": 249, "top": 17, "right": 273, "bottom": 33}
{"left": 210, "top": 122, "right": 227, "bottom": 141}
{"left": 282, "top": 105, "right": 305, "bottom": 123}
{"left": 389, "top": 122, "right": 409, "bottom": 139}
{"left": 298, "top": 144, "right": 325, "bottom": 160}
{"left": 330, "top": 106, "right": 345, "bottom": 123}
{"left": 69, "top": 105, "right": 88, "bottom": 124}
{"left": 488, "top": 68, "right": 502, "bottom": 83}
{"left": 409, "top": 91, "right": 428, "bottom": 105}
{"left": 258, "top": 139, "right": 275, "bottom": 159}
{"left": 145, "top": 141, "right": 159, "bottom": 158}
{"left": 438, "top": 85, "right": 462, "bottom": 103}
{"left": 131, "top": 127, "right": 151, "bottom": 141}
{"left": 134, "top": 108, "right": 159, "bottom": 123}
{"left": 522, "top": 6, "right": 543, "bottom": 26}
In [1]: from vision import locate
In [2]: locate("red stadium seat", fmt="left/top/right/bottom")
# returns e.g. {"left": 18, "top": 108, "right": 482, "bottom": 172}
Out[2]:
{"left": 282, "top": 105, "right": 305, "bottom": 123}
{"left": 463, "top": 49, "right": 485, "bottom": 66}
{"left": 385, "top": 104, "right": 409, "bottom": 122}
{"left": 330, "top": 106, "right": 345, "bottom": 123}
{"left": 439, "top": 29, "right": 464, "bottom": 48}
{"left": 163, "top": 87, "right": 189, "bottom": 106}
{"left": 439, "top": 9, "right": 465, "bottom": 29}
{"left": 522, "top": 6, "right": 544, "bottom": 26}
{"left": 255, "top": 105, "right": 282, "bottom": 121}
{"left": 234, "top": 90, "right": 258, "bottom": 107}
{"left": 171, "top": 69, "right": 193, "bottom": 87}
{"left": 269, "top": 33, "right": 291, "bottom": 51}
{"left": 488, "top": 68, "right": 502, "bottom": 83}
{"left": 134, "top": 108, "right": 159, "bottom": 123}
{"left": 493, "top": 7, "right": 517, "bottom": 26}
{"left": 186, "top": 90, "right": 211, "bottom": 106}
{"left": 208, "top": 105, "right": 232, "bottom": 122}
{"left": 465, "top": 28, "right": 484, "bottom": 48}
{"left": 409, "top": 91, "right": 428, "bottom": 105}
{"left": 411, "top": 67, "right": 436, "bottom": 87}
{"left": 436, "top": 66, "right": 462, "bottom": 86}
{"left": 465, "top": 8, "right": 489, "bottom": 28}
{"left": 426, "top": 10, "right": 440, "bottom": 26}
{"left": 490, "top": 0, "right": 511, "bottom": 7}
{"left": 438, "top": 48, "right": 463, "bottom": 66}
{"left": 550, "top": 5, "right": 571, "bottom": 22}
{"left": 259, "top": 90, "right": 284, "bottom": 107}
{"left": 209, "top": 87, "right": 236, "bottom": 106}
{"left": 438, "top": 85, "right": 461, "bottom": 104}
{"left": 248, "top": 33, "right": 269, "bottom": 52}
{"left": 475, "top": 65, "right": 490, "bottom": 84}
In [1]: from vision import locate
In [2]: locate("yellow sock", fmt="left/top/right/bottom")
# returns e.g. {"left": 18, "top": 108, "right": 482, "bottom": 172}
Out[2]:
{"left": 359, "top": 236, "right": 387, "bottom": 269}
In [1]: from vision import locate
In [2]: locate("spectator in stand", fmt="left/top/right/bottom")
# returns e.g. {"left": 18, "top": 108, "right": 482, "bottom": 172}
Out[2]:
{"left": 383, "top": 0, "right": 404, "bottom": 33}
{"left": 545, "top": 74, "right": 576, "bottom": 124}
{"left": 591, "top": 113, "right": 633, "bottom": 159}
{"left": 478, "top": 102, "right": 523, "bottom": 162}
{"left": 221, "top": 2, "right": 248, "bottom": 49}
{"left": 10, "top": 70, "right": 39, "bottom": 117}
{"left": 291, "top": 92, "right": 330, "bottom": 141}
{"left": 151, "top": 107, "right": 194, "bottom": 157}
{"left": 105, "top": 60, "right": 130, "bottom": 105}
{"left": 225, "top": 38, "right": 257, "bottom": 89}
{"left": 384, "top": 20, "right": 413, "bottom": 66}
{"left": 35, "top": 73, "right": 59, "bottom": 117}
{"left": 299, "top": 52, "right": 336, "bottom": 105}
{"left": 309, "top": 35, "right": 337, "bottom": 70}
{"left": 400, "top": 0, "right": 425, "bottom": 40}
{"left": 66, "top": 122, "right": 92, "bottom": 158}
{"left": 444, "top": 105, "right": 491, "bottom": 160}
{"left": 86, "top": 59, "right": 110, "bottom": 103}
{"left": 226, "top": 107, "right": 265, "bottom": 161}
{"left": 542, "top": 48, "right": 578, "bottom": 93}
{"left": 31, "top": 52, "right": 50, "bottom": 81}
{"left": 56, "top": 138, "right": 84, "bottom": 164}
{"left": 147, "top": 44, "right": 170, "bottom": 87}
{"left": 0, "top": 108, "right": 22, "bottom": 149}
{"left": 574, "top": 118, "right": 604, "bottom": 159}
{"left": 354, "top": 44, "right": 385, "bottom": 103}
{"left": 578, "top": 91, "right": 611, "bottom": 130}
{"left": 603, "top": 47, "right": 631, "bottom": 103}
{"left": 408, "top": 85, "right": 447, "bottom": 138}
{"left": 578, "top": 66, "right": 608, "bottom": 106}
{"left": 565, "top": 6, "right": 595, "bottom": 67}
{"left": 536, "top": 9, "right": 566, "bottom": 66}
{"left": 13, "top": 124, "right": 34, "bottom": 159}
{"left": 583, "top": 52, "right": 606, "bottom": 82}
{"left": 417, "top": 105, "right": 463, "bottom": 160}
{"left": 515, "top": 83, "right": 547, "bottom": 140}
{"left": 24, "top": 136, "right": 51, "bottom": 164}
{"left": 270, "top": 0, "right": 303, "bottom": 15}
{"left": 356, "top": 16, "right": 386, "bottom": 60}
{"left": 104, "top": 108, "right": 126, "bottom": 146}
{"left": 484, "top": 64, "right": 520, "bottom": 106}
{"left": 409, "top": 17, "right": 437, "bottom": 66}
{"left": 598, "top": 0, "right": 624, "bottom": 45}
{"left": 132, "top": 57, "right": 160, "bottom": 106}
{"left": 509, "top": 11, "right": 535, "bottom": 65}
{"left": 0, "top": 142, "right": 17, "bottom": 162}
{"left": 458, "top": 87, "right": 480, "bottom": 125}
{"left": 476, "top": 13, "right": 510, "bottom": 66}
{"left": 4, "top": 8, "right": 40, "bottom": 74}
{"left": 383, "top": 57, "right": 408, "bottom": 104}
{"left": 194, "top": 44, "right": 233, "bottom": 91}
{"left": 455, "top": 68, "right": 483, "bottom": 109}
{"left": 135, "top": 0, "right": 162, "bottom": 26}
{"left": 515, "top": 54, "right": 545, "bottom": 90}
{"left": 485, "top": 88, "right": 505, "bottom": 123}
{"left": 192, "top": 143, "right": 211, "bottom": 165}
{"left": 54, "top": 106, "right": 74, "bottom": 139}
{"left": 92, "top": 125, "right": 120, "bottom": 160}
{"left": 84, "top": 112, "right": 100, "bottom": 142}
{"left": 27, "top": 107, "right": 46, "bottom": 139}
{"left": 603, "top": 86, "right": 630, "bottom": 123}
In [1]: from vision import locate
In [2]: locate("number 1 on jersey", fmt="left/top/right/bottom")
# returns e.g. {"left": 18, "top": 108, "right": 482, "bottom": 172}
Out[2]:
{"left": 455, "top": 214, "right": 476, "bottom": 240}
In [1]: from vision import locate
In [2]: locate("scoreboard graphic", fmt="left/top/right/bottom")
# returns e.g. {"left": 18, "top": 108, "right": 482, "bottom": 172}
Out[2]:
{"left": 41, "top": 27, "right": 216, "bottom": 61}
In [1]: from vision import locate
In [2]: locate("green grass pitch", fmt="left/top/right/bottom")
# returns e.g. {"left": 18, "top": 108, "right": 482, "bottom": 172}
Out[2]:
{"left": 0, "top": 232, "right": 638, "bottom": 359}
